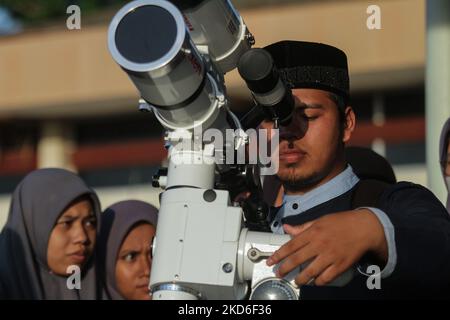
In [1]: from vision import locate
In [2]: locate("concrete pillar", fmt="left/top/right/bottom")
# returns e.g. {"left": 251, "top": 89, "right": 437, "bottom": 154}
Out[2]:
{"left": 426, "top": 0, "right": 450, "bottom": 203}
{"left": 372, "top": 93, "right": 386, "bottom": 157}
{"left": 37, "top": 120, "right": 76, "bottom": 171}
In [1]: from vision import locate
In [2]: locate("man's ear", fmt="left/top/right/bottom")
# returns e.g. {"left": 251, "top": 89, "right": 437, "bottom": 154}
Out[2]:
{"left": 342, "top": 106, "right": 356, "bottom": 143}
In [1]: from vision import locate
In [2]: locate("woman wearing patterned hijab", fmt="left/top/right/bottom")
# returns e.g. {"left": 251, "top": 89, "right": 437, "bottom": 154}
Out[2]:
{"left": 0, "top": 168, "right": 102, "bottom": 299}
{"left": 98, "top": 200, "right": 158, "bottom": 300}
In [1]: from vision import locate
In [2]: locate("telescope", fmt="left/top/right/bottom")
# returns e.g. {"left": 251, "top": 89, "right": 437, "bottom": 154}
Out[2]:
{"left": 108, "top": 0, "right": 353, "bottom": 300}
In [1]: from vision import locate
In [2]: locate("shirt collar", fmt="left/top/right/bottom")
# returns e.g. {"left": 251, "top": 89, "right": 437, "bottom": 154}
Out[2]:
{"left": 271, "top": 165, "right": 360, "bottom": 233}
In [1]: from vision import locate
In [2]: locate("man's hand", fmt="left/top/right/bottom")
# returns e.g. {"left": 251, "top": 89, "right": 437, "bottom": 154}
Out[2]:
{"left": 266, "top": 209, "right": 388, "bottom": 286}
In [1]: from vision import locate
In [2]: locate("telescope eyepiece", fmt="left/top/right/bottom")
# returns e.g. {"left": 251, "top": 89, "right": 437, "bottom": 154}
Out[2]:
{"left": 237, "top": 48, "right": 279, "bottom": 94}
{"left": 238, "top": 48, "right": 294, "bottom": 127}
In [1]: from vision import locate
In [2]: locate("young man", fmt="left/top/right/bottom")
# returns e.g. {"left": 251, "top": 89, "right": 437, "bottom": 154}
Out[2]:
{"left": 261, "top": 40, "right": 450, "bottom": 299}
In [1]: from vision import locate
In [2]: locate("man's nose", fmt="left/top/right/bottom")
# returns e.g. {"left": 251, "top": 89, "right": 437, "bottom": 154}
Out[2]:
{"left": 279, "top": 123, "right": 300, "bottom": 141}
{"left": 279, "top": 129, "right": 298, "bottom": 141}
{"left": 279, "top": 115, "right": 307, "bottom": 140}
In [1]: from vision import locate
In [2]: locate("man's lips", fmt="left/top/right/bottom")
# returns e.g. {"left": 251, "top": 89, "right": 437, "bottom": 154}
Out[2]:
{"left": 279, "top": 149, "right": 306, "bottom": 163}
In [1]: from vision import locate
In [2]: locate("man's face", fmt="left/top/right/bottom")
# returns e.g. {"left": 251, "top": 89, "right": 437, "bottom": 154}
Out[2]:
{"left": 261, "top": 88, "right": 354, "bottom": 192}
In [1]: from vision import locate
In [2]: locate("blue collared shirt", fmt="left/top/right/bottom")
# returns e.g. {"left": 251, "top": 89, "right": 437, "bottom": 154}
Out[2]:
{"left": 269, "top": 165, "right": 397, "bottom": 278}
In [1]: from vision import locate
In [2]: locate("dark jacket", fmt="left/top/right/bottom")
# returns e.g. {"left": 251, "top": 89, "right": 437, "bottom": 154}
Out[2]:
{"left": 272, "top": 181, "right": 450, "bottom": 299}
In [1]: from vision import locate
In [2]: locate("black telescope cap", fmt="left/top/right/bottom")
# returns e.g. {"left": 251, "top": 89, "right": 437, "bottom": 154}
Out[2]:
{"left": 115, "top": 5, "right": 178, "bottom": 64}
{"left": 238, "top": 48, "right": 279, "bottom": 94}
{"left": 169, "top": 0, "right": 205, "bottom": 10}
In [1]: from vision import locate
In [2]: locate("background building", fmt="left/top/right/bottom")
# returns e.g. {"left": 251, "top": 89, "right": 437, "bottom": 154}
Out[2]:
{"left": 0, "top": 0, "right": 430, "bottom": 227}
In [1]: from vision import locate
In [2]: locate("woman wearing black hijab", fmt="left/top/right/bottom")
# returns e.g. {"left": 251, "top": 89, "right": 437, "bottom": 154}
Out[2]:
{"left": 0, "top": 168, "right": 102, "bottom": 299}
{"left": 98, "top": 200, "right": 158, "bottom": 300}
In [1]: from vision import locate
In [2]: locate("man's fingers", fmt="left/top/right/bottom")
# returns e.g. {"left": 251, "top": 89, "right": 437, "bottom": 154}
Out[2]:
{"left": 276, "top": 243, "right": 316, "bottom": 277}
{"left": 267, "top": 230, "right": 311, "bottom": 266}
{"left": 294, "top": 255, "right": 332, "bottom": 286}
{"left": 283, "top": 221, "right": 314, "bottom": 236}
{"left": 314, "top": 258, "right": 356, "bottom": 286}
{"left": 272, "top": 222, "right": 316, "bottom": 268}
{"left": 313, "top": 264, "right": 344, "bottom": 286}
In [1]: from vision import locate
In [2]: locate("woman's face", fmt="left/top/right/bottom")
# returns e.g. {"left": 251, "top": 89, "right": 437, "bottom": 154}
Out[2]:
{"left": 115, "top": 223, "right": 155, "bottom": 300}
{"left": 47, "top": 196, "right": 97, "bottom": 276}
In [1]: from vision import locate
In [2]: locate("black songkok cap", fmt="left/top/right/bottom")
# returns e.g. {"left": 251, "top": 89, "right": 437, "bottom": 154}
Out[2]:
{"left": 264, "top": 40, "right": 350, "bottom": 104}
